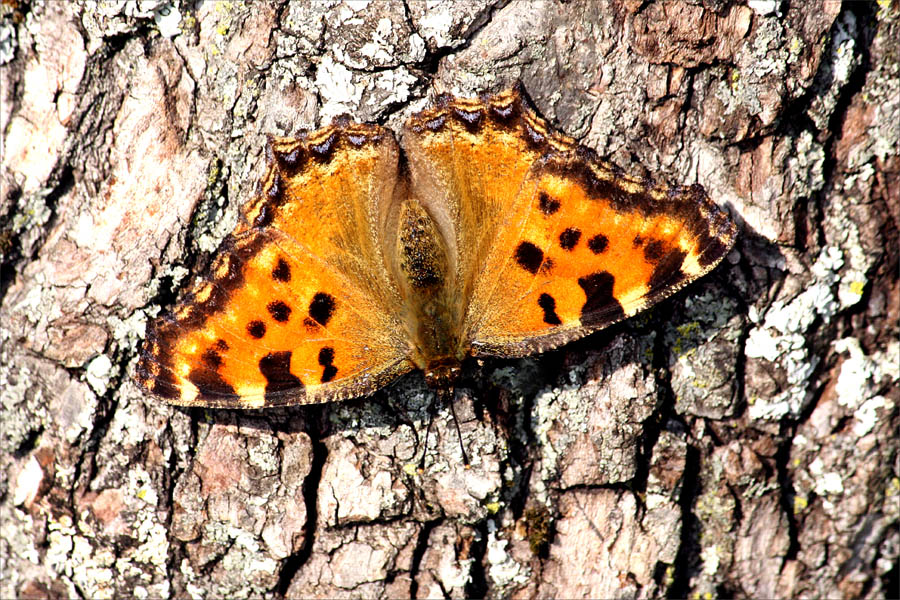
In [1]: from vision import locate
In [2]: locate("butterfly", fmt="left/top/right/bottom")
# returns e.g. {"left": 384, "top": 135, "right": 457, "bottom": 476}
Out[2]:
{"left": 135, "top": 84, "right": 738, "bottom": 409}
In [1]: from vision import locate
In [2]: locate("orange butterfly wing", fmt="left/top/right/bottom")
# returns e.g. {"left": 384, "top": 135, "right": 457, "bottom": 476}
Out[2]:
{"left": 136, "top": 123, "right": 414, "bottom": 407}
{"left": 468, "top": 151, "right": 737, "bottom": 355}
{"left": 402, "top": 85, "right": 737, "bottom": 358}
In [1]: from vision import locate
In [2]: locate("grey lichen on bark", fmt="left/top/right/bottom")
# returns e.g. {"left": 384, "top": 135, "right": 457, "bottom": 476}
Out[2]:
{"left": 1, "top": 1, "right": 897, "bottom": 598}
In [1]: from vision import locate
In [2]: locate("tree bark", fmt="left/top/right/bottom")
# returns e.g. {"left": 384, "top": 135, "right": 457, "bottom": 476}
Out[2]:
{"left": 1, "top": 1, "right": 897, "bottom": 598}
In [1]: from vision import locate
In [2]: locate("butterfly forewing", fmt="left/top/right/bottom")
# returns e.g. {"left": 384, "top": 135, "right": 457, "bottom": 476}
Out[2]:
{"left": 466, "top": 151, "right": 737, "bottom": 356}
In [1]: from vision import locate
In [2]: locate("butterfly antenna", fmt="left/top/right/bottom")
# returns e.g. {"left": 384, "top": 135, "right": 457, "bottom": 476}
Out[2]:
{"left": 447, "top": 389, "right": 470, "bottom": 467}
{"left": 417, "top": 395, "right": 438, "bottom": 472}
{"left": 417, "top": 387, "right": 469, "bottom": 470}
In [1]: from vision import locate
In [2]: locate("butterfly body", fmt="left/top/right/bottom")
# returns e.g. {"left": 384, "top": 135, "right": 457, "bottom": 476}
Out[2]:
{"left": 136, "top": 85, "right": 737, "bottom": 408}
{"left": 392, "top": 194, "right": 464, "bottom": 387}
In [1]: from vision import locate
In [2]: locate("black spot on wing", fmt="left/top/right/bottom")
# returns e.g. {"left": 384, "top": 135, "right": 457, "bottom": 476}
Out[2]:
{"left": 514, "top": 241, "right": 544, "bottom": 275}
{"left": 202, "top": 348, "right": 223, "bottom": 370}
{"left": 537, "top": 293, "right": 562, "bottom": 325}
{"left": 272, "top": 258, "right": 291, "bottom": 282}
{"left": 259, "top": 351, "right": 303, "bottom": 398}
{"left": 588, "top": 234, "right": 609, "bottom": 254}
{"left": 247, "top": 320, "right": 266, "bottom": 339}
{"left": 539, "top": 192, "right": 560, "bottom": 215}
{"left": 267, "top": 300, "right": 292, "bottom": 323}
{"left": 187, "top": 364, "right": 236, "bottom": 399}
{"left": 538, "top": 151, "right": 737, "bottom": 260}
{"left": 309, "top": 292, "right": 336, "bottom": 326}
{"left": 559, "top": 228, "right": 581, "bottom": 251}
{"left": 577, "top": 271, "right": 625, "bottom": 326}
{"left": 318, "top": 347, "right": 337, "bottom": 383}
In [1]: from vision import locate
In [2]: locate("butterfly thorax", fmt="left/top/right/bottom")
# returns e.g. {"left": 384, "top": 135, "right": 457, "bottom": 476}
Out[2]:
{"left": 394, "top": 196, "right": 465, "bottom": 388}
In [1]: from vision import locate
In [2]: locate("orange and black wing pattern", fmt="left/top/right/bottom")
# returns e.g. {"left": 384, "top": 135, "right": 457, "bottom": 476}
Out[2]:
{"left": 136, "top": 122, "right": 414, "bottom": 407}
{"left": 402, "top": 85, "right": 737, "bottom": 357}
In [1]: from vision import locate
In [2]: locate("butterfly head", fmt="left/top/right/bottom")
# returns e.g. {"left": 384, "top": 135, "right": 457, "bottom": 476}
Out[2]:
{"left": 423, "top": 356, "right": 462, "bottom": 391}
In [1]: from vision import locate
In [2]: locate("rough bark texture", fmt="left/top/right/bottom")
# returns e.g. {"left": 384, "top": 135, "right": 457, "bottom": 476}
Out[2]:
{"left": 1, "top": 1, "right": 898, "bottom": 598}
